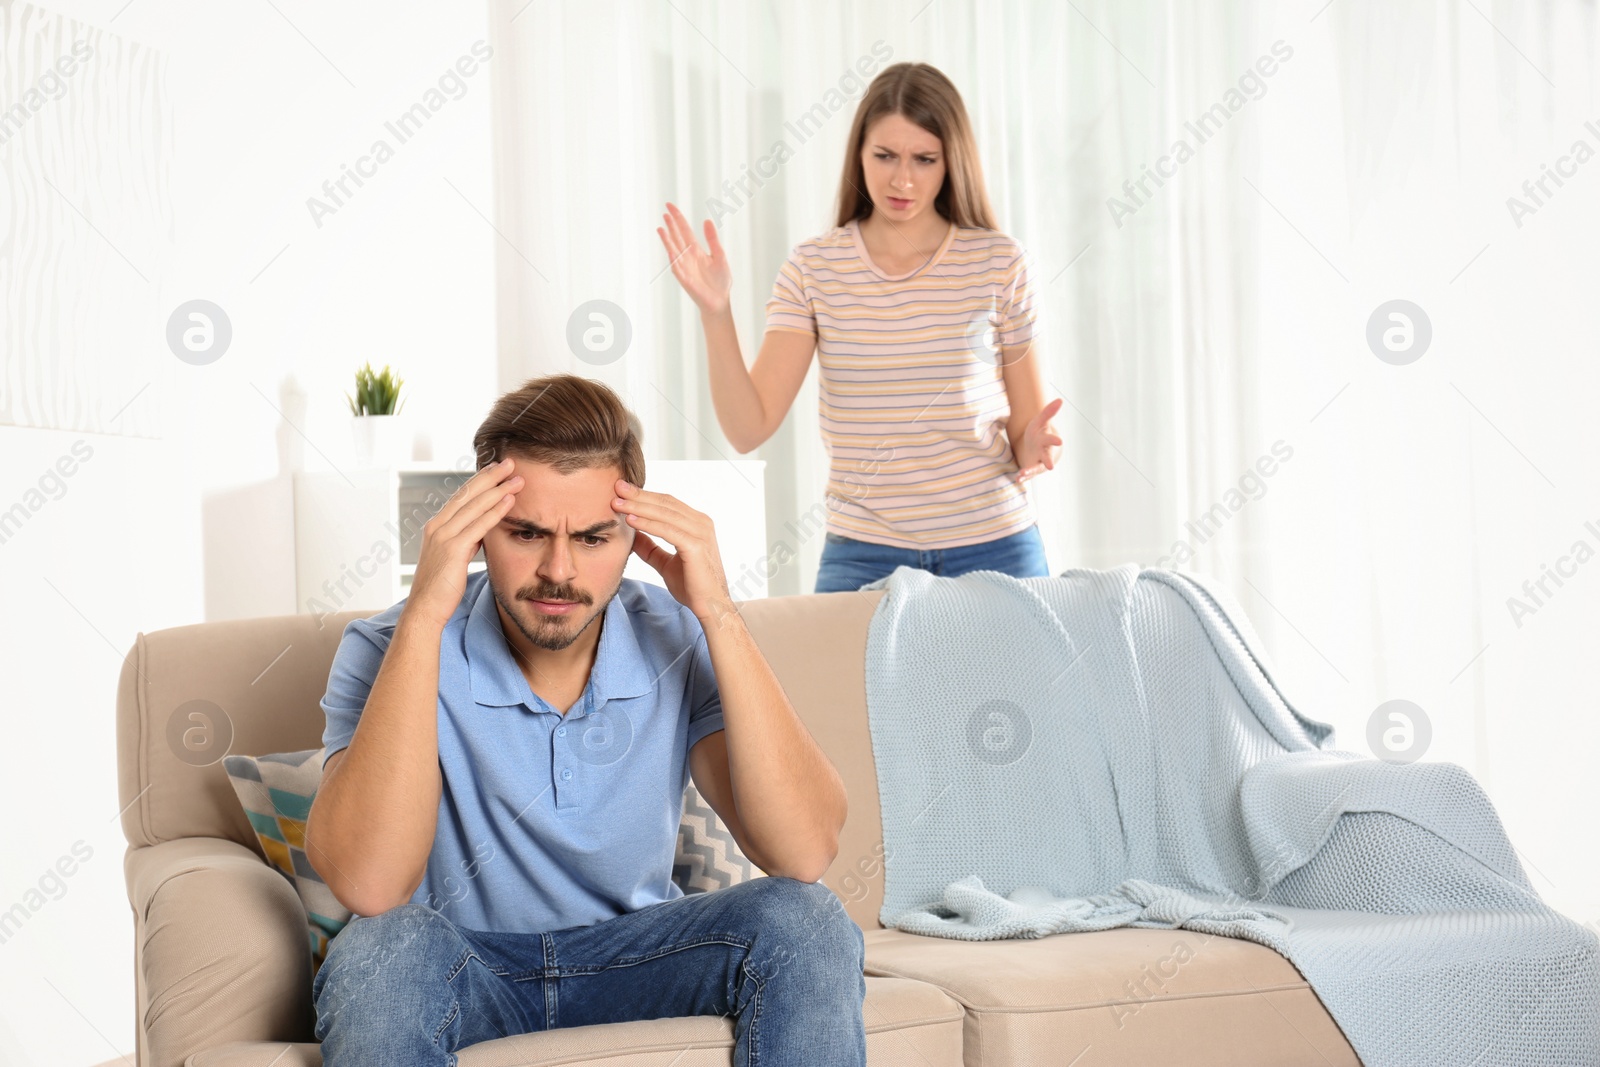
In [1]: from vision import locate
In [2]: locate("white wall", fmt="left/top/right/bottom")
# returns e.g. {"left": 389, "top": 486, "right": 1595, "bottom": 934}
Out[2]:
{"left": 0, "top": 1, "right": 495, "bottom": 1063}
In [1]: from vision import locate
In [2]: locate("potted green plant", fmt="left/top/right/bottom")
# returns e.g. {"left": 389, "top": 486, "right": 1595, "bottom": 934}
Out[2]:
{"left": 347, "top": 363, "right": 411, "bottom": 468}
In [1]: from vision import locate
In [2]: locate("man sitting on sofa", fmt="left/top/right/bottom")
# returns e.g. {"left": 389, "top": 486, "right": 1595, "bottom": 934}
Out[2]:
{"left": 304, "top": 373, "right": 864, "bottom": 1066}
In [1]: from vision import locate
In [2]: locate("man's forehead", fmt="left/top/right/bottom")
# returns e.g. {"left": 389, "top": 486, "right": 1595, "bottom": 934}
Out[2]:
{"left": 501, "top": 456, "right": 621, "bottom": 485}
{"left": 493, "top": 458, "right": 629, "bottom": 532}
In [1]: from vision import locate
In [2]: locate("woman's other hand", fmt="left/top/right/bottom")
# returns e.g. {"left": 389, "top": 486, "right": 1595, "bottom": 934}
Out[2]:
{"left": 1013, "top": 397, "right": 1064, "bottom": 484}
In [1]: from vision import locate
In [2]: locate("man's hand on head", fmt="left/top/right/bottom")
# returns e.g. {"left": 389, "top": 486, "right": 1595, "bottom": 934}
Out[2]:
{"left": 610, "top": 478, "right": 735, "bottom": 627}
{"left": 404, "top": 458, "right": 524, "bottom": 630}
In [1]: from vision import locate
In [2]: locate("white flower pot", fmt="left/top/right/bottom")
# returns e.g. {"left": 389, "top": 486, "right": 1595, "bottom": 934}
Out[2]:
{"left": 351, "top": 414, "right": 413, "bottom": 469}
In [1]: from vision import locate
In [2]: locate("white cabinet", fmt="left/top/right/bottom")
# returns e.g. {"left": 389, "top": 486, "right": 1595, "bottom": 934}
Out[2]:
{"left": 292, "top": 460, "right": 767, "bottom": 617}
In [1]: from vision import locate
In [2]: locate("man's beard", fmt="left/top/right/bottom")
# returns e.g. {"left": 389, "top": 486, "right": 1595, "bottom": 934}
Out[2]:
{"left": 494, "top": 571, "right": 622, "bottom": 652}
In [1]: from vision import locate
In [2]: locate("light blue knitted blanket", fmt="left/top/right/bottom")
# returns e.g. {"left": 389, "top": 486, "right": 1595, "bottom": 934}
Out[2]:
{"left": 862, "top": 564, "right": 1600, "bottom": 1067}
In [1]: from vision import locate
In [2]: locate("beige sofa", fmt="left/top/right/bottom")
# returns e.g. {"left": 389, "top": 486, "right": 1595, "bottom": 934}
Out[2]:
{"left": 117, "top": 588, "right": 1362, "bottom": 1067}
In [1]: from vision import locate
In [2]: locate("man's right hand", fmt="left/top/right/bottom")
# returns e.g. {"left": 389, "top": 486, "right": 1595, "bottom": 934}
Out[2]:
{"left": 308, "top": 462, "right": 516, "bottom": 913}
{"left": 404, "top": 457, "right": 522, "bottom": 629}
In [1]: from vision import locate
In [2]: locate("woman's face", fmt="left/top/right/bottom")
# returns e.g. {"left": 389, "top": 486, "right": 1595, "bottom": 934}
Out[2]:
{"left": 859, "top": 113, "right": 946, "bottom": 225}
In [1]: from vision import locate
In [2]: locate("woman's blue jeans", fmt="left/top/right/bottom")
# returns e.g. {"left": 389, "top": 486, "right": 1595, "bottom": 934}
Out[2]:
{"left": 814, "top": 523, "right": 1051, "bottom": 593}
{"left": 311, "top": 876, "right": 866, "bottom": 1066}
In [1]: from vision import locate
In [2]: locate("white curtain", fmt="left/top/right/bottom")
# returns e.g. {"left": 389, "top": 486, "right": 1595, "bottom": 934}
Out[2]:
{"left": 492, "top": 0, "right": 1600, "bottom": 919}
{"left": 1250, "top": 0, "right": 1600, "bottom": 925}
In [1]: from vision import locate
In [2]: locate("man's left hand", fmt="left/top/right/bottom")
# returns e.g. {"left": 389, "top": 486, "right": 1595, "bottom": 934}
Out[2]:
{"left": 612, "top": 479, "right": 733, "bottom": 624}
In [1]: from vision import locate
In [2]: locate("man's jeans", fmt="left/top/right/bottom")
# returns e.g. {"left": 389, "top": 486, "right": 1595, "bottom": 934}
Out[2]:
{"left": 312, "top": 875, "right": 867, "bottom": 1066}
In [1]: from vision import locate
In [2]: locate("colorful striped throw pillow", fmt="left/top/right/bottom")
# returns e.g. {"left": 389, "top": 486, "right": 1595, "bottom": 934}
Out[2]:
{"left": 221, "top": 748, "right": 349, "bottom": 976}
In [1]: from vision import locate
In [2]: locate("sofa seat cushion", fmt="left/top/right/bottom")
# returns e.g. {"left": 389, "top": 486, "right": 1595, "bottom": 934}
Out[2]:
{"left": 185, "top": 975, "right": 964, "bottom": 1067}
{"left": 863, "top": 926, "right": 1362, "bottom": 1066}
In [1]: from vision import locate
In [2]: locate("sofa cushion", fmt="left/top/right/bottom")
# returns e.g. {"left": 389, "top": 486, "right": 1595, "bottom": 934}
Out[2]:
{"left": 863, "top": 926, "right": 1361, "bottom": 1066}
{"left": 184, "top": 975, "right": 964, "bottom": 1067}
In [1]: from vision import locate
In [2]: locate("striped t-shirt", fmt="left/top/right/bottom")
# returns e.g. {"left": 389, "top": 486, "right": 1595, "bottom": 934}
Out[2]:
{"left": 765, "top": 218, "right": 1040, "bottom": 549}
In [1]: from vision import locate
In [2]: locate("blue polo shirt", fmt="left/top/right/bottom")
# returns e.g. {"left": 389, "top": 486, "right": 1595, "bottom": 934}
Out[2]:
{"left": 318, "top": 569, "right": 726, "bottom": 933}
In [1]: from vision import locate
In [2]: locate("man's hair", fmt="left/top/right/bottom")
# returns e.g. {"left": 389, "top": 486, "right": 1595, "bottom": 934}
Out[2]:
{"left": 473, "top": 374, "right": 645, "bottom": 487}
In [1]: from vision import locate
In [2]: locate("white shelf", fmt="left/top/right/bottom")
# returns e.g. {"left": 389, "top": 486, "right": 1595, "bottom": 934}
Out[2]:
{"left": 399, "top": 561, "right": 488, "bottom": 589}
{"left": 399, "top": 561, "right": 488, "bottom": 575}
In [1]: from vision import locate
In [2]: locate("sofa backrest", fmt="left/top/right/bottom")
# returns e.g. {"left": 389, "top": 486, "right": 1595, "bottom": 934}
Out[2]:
{"left": 724, "top": 590, "right": 890, "bottom": 930}
{"left": 116, "top": 588, "right": 892, "bottom": 930}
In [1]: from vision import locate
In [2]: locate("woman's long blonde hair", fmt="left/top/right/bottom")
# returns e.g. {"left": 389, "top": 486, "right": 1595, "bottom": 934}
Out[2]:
{"left": 833, "top": 62, "right": 997, "bottom": 230}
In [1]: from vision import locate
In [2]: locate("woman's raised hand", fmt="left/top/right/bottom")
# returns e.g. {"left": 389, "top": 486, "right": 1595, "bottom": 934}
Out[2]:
{"left": 658, "top": 202, "right": 732, "bottom": 316}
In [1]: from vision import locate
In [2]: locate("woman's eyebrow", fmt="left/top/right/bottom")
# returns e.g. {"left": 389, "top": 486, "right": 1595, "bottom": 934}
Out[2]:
{"left": 502, "top": 517, "right": 622, "bottom": 537}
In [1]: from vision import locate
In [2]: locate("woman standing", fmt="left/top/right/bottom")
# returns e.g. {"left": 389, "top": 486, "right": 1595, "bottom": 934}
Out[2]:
{"left": 658, "top": 62, "right": 1062, "bottom": 593}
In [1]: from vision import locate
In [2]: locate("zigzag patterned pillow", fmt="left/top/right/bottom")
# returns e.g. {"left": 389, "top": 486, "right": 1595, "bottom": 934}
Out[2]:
{"left": 222, "top": 748, "right": 761, "bottom": 976}
{"left": 675, "top": 780, "right": 764, "bottom": 893}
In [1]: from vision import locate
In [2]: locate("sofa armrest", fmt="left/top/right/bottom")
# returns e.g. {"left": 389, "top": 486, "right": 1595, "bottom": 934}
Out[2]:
{"left": 125, "top": 838, "right": 315, "bottom": 1067}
